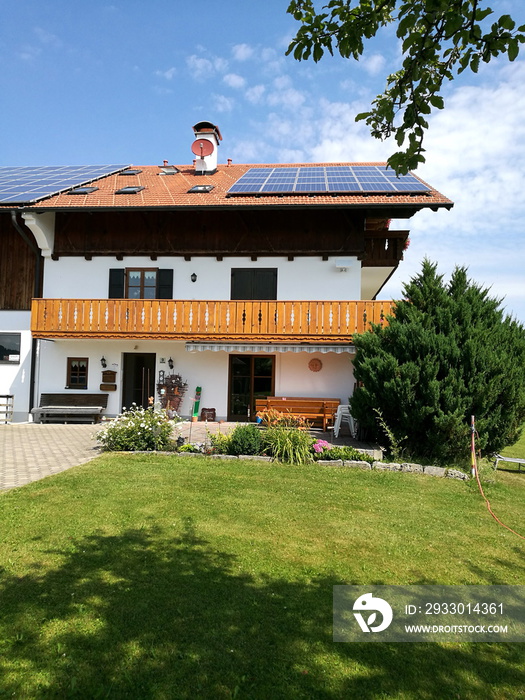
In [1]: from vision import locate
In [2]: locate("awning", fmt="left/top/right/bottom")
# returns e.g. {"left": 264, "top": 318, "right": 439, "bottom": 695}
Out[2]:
{"left": 185, "top": 342, "right": 355, "bottom": 354}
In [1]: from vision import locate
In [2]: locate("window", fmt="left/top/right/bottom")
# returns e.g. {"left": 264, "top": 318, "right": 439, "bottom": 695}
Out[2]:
{"left": 108, "top": 269, "right": 173, "bottom": 299}
{"left": 188, "top": 185, "right": 214, "bottom": 193}
{"left": 126, "top": 269, "right": 158, "bottom": 299}
{"left": 67, "top": 187, "right": 99, "bottom": 195}
{"left": 115, "top": 186, "right": 144, "bottom": 194}
{"left": 0, "top": 333, "right": 21, "bottom": 364}
{"left": 231, "top": 268, "right": 277, "bottom": 300}
{"left": 67, "top": 358, "right": 88, "bottom": 389}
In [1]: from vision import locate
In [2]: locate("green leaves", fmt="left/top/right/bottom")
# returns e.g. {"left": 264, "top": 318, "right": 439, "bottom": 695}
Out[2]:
{"left": 350, "top": 260, "right": 525, "bottom": 463}
{"left": 287, "top": 0, "right": 525, "bottom": 173}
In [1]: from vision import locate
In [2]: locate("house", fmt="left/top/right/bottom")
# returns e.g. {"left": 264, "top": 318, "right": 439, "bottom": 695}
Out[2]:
{"left": 0, "top": 122, "right": 452, "bottom": 423}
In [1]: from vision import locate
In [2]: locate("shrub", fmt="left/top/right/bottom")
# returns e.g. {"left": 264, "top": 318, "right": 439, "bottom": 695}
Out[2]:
{"left": 263, "top": 425, "right": 314, "bottom": 465}
{"left": 177, "top": 443, "right": 202, "bottom": 453}
{"left": 312, "top": 445, "right": 374, "bottom": 463}
{"left": 96, "top": 404, "right": 174, "bottom": 451}
{"left": 226, "top": 424, "right": 263, "bottom": 456}
{"left": 208, "top": 431, "right": 231, "bottom": 455}
{"left": 351, "top": 260, "right": 525, "bottom": 463}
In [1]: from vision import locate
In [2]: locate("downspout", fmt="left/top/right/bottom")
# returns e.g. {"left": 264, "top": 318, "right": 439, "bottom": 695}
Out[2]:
{"left": 10, "top": 210, "right": 42, "bottom": 414}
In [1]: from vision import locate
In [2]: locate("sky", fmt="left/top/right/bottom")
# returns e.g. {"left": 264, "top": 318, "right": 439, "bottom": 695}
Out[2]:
{"left": 2, "top": 0, "right": 524, "bottom": 323}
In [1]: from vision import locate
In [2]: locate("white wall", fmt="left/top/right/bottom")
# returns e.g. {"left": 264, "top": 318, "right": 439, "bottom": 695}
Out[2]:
{"left": 35, "top": 339, "right": 355, "bottom": 420}
{"left": 42, "top": 255, "right": 361, "bottom": 301}
{"left": 0, "top": 311, "right": 32, "bottom": 422}
{"left": 275, "top": 351, "right": 355, "bottom": 403}
{"left": 37, "top": 339, "right": 229, "bottom": 419}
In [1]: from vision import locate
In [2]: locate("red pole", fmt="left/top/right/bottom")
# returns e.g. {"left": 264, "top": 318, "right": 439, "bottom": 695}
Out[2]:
{"left": 470, "top": 415, "right": 477, "bottom": 478}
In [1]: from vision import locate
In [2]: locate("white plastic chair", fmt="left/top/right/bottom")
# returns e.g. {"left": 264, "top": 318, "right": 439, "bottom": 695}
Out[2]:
{"left": 333, "top": 405, "right": 356, "bottom": 439}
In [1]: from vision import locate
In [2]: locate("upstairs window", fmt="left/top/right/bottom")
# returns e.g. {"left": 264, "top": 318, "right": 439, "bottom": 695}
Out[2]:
{"left": 67, "top": 358, "right": 88, "bottom": 389}
{"left": 108, "top": 269, "right": 173, "bottom": 299}
{"left": 126, "top": 269, "right": 158, "bottom": 299}
{"left": 231, "top": 268, "right": 277, "bottom": 300}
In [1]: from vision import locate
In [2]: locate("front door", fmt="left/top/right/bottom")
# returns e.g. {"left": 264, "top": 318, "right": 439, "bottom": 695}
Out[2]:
{"left": 122, "top": 353, "right": 156, "bottom": 411}
{"left": 228, "top": 355, "right": 274, "bottom": 421}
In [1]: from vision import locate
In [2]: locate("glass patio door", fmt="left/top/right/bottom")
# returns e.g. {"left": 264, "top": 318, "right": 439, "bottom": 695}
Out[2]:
{"left": 228, "top": 355, "right": 274, "bottom": 421}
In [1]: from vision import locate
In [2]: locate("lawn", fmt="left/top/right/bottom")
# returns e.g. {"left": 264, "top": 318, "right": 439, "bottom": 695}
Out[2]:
{"left": 1, "top": 452, "right": 524, "bottom": 699}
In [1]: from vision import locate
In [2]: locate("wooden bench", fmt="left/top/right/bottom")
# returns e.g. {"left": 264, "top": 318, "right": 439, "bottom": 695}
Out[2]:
{"left": 31, "top": 393, "right": 109, "bottom": 424}
{"left": 255, "top": 396, "right": 340, "bottom": 431}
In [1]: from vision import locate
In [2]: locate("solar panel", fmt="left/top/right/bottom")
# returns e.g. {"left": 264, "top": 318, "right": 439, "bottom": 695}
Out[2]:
{"left": 227, "top": 166, "right": 430, "bottom": 196}
{"left": 0, "top": 164, "right": 130, "bottom": 204}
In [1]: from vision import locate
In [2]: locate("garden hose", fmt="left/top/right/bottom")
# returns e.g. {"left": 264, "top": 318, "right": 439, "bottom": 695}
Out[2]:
{"left": 471, "top": 416, "right": 525, "bottom": 541}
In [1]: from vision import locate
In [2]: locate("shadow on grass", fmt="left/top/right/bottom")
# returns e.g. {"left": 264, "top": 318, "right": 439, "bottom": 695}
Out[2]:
{"left": 1, "top": 520, "right": 524, "bottom": 699}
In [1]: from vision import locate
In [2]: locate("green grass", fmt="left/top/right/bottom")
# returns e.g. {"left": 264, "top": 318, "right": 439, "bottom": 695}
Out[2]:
{"left": 1, "top": 453, "right": 525, "bottom": 699}
{"left": 501, "top": 425, "right": 525, "bottom": 461}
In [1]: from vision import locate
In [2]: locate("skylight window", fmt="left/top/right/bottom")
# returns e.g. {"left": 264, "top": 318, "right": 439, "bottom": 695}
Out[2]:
{"left": 188, "top": 185, "right": 214, "bottom": 193}
{"left": 115, "top": 186, "right": 145, "bottom": 195}
{"left": 120, "top": 169, "right": 142, "bottom": 176}
{"left": 159, "top": 166, "right": 179, "bottom": 175}
{"left": 67, "top": 186, "right": 99, "bottom": 195}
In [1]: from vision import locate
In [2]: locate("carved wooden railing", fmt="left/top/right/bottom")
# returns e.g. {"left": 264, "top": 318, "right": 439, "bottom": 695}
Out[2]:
{"left": 31, "top": 298, "right": 393, "bottom": 342}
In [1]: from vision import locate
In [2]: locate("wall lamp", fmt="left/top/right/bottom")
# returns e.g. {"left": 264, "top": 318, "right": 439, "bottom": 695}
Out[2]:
{"left": 101, "top": 356, "right": 107, "bottom": 368}
{"left": 168, "top": 357, "right": 174, "bottom": 369}
{"left": 190, "top": 273, "right": 197, "bottom": 283}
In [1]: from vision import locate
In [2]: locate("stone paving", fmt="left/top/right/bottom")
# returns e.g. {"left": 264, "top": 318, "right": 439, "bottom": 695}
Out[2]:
{"left": 0, "top": 423, "right": 105, "bottom": 491}
{"left": 0, "top": 419, "right": 372, "bottom": 492}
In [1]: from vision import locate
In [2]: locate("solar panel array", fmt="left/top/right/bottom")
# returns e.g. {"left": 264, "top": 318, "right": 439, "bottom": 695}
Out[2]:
{"left": 227, "top": 166, "right": 430, "bottom": 196}
{"left": 0, "top": 164, "right": 130, "bottom": 204}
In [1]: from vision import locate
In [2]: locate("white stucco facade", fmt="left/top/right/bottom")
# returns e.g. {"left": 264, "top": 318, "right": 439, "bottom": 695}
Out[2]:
{"left": 0, "top": 311, "right": 32, "bottom": 422}
{"left": 35, "top": 338, "right": 355, "bottom": 420}
{"left": 42, "top": 255, "right": 361, "bottom": 301}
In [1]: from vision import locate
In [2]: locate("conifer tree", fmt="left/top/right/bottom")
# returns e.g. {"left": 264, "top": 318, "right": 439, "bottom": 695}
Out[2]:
{"left": 351, "top": 260, "right": 525, "bottom": 463}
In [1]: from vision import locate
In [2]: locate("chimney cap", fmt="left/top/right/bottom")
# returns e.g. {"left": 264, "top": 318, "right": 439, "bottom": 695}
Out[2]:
{"left": 192, "top": 121, "right": 223, "bottom": 142}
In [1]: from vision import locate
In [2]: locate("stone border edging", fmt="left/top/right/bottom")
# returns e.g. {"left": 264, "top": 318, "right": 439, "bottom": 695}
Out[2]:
{"left": 125, "top": 451, "right": 469, "bottom": 479}
{"left": 318, "top": 459, "right": 468, "bottom": 480}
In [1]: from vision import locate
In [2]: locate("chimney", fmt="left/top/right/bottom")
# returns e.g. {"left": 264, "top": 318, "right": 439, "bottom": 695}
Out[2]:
{"left": 191, "top": 121, "right": 222, "bottom": 175}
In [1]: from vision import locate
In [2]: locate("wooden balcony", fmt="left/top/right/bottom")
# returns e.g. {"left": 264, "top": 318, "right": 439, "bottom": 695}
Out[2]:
{"left": 31, "top": 298, "right": 393, "bottom": 343}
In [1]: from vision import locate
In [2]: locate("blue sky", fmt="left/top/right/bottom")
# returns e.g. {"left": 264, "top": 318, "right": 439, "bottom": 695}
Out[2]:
{"left": 2, "top": 1, "right": 525, "bottom": 323}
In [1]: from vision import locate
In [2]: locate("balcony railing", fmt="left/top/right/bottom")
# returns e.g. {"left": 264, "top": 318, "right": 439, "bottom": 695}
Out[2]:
{"left": 31, "top": 298, "right": 393, "bottom": 342}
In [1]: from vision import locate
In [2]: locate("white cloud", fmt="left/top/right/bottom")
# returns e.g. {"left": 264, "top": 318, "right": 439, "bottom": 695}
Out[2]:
{"left": 223, "top": 73, "right": 246, "bottom": 89}
{"left": 361, "top": 53, "right": 386, "bottom": 76}
{"left": 232, "top": 43, "right": 254, "bottom": 61}
{"left": 245, "top": 84, "right": 266, "bottom": 104}
{"left": 155, "top": 67, "right": 176, "bottom": 80}
{"left": 34, "top": 27, "right": 62, "bottom": 48}
{"left": 379, "top": 60, "right": 525, "bottom": 323}
{"left": 186, "top": 54, "right": 228, "bottom": 80}
{"left": 214, "top": 57, "right": 229, "bottom": 73}
{"left": 213, "top": 94, "right": 235, "bottom": 113}
{"left": 17, "top": 44, "right": 41, "bottom": 61}
{"left": 186, "top": 54, "right": 214, "bottom": 80}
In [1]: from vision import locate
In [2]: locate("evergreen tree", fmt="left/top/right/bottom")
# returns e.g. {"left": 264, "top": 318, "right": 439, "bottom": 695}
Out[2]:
{"left": 351, "top": 260, "right": 525, "bottom": 463}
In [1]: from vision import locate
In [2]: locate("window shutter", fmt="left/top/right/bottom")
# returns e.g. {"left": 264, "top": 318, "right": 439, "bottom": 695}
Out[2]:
{"left": 157, "top": 269, "right": 173, "bottom": 299}
{"left": 231, "top": 268, "right": 277, "bottom": 300}
{"left": 231, "top": 269, "right": 252, "bottom": 300}
{"left": 108, "top": 269, "right": 125, "bottom": 298}
{"left": 254, "top": 269, "right": 277, "bottom": 300}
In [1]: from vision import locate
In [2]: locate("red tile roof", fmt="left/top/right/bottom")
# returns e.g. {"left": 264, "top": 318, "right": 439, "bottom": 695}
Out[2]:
{"left": 24, "top": 162, "right": 452, "bottom": 211}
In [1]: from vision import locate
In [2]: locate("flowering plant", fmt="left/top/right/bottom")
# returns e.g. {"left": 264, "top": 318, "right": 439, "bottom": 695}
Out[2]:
{"left": 258, "top": 408, "right": 311, "bottom": 430}
{"left": 96, "top": 403, "right": 176, "bottom": 451}
{"left": 312, "top": 439, "right": 331, "bottom": 454}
